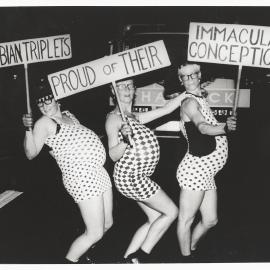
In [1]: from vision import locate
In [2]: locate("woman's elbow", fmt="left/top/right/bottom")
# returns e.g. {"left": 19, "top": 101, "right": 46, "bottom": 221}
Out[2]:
{"left": 26, "top": 154, "right": 35, "bottom": 160}
{"left": 110, "top": 156, "right": 118, "bottom": 162}
{"left": 109, "top": 151, "right": 119, "bottom": 162}
{"left": 199, "top": 127, "right": 208, "bottom": 135}
{"left": 197, "top": 123, "right": 208, "bottom": 135}
{"left": 25, "top": 150, "right": 37, "bottom": 160}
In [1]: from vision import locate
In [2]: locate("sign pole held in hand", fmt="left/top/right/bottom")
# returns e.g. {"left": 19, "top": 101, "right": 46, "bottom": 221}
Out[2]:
{"left": 232, "top": 65, "right": 242, "bottom": 117}
{"left": 112, "top": 81, "right": 134, "bottom": 147}
{"left": 24, "top": 63, "right": 31, "bottom": 114}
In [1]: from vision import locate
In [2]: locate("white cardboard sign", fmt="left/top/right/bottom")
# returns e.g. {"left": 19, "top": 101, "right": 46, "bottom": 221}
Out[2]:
{"left": 47, "top": 40, "right": 171, "bottom": 100}
{"left": 188, "top": 22, "right": 270, "bottom": 68}
{"left": 0, "top": 34, "right": 72, "bottom": 67}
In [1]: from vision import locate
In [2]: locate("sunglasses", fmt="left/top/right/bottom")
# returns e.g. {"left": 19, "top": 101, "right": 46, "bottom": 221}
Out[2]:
{"left": 36, "top": 95, "right": 54, "bottom": 108}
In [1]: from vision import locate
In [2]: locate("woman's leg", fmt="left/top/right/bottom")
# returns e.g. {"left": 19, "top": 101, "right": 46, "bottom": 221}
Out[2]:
{"left": 124, "top": 189, "right": 178, "bottom": 260}
{"left": 191, "top": 189, "right": 218, "bottom": 251}
{"left": 85, "top": 188, "right": 114, "bottom": 262}
{"left": 124, "top": 201, "right": 161, "bottom": 258}
{"left": 139, "top": 189, "right": 178, "bottom": 253}
{"left": 65, "top": 196, "right": 105, "bottom": 262}
{"left": 177, "top": 190, "right": 204, "bottom": 256}
{"left": 103, "top": 187, "right": 114, "bottom": 232}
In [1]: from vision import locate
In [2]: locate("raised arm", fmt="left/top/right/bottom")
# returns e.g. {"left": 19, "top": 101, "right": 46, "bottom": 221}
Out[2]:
{"left": 137, "top": 92, "right": 185, "bottom": 124}
{"left": 23, "top": 115, "right": 53, "bottom": 160}
{"left": 181, "top": 98, "right": 226, "bottom": 136}
{"left": 105, "top": 114, "right": 131, "bottom": 162}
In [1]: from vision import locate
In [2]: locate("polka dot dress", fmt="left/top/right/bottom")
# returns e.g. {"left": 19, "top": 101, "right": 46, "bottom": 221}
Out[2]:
{"left": 45, "top": 111, "right": 111, "bottom": 203}
{"left": 113, "top": 115, "right": 160, "bottom": 201}
{"left": 177, "top": 93, "right": 228, "bottom": 191}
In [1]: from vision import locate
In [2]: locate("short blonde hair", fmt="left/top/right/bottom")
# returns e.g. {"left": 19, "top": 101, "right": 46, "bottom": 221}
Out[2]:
{"left": 178, "top": 63, "right": 201, "bottom": 76}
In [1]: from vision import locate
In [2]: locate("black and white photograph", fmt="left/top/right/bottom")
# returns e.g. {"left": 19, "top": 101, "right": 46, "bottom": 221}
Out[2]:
{"left": 0, "top": 2, "right": 269, "bottom": 268}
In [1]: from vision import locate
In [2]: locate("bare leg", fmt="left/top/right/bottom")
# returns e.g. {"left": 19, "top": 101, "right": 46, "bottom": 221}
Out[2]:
{"left": 177, "top": 190, "right": 204, "bottom": 256}
{"left": 124, "top": 189, "right": 178, "bottom": 258}
{"left": 103, "top": 188, "right": 114, "bottom": 232}
{"left": 191, "top": 189, "right": 218, "bottom": 251}
{"left": 85, "top": 188, "right": 114, "bottom": 262}
{"left": 65, "top": 196, "right": 105, "bottom": 262}
{"left": 124, "top": 201, "right": 161, "bottom": 258}
{"left": 140, "top": 189, "right": 178, "bottom": 253}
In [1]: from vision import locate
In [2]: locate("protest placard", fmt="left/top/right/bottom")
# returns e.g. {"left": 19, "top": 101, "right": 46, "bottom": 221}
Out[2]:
{"left": 188, "top": 22, "right": 270, "bottom": 68}
{"left": 48, "top": 40, "right": 171, "bottom": 100}
{"left": 0, "top": 34, "right": 71, "bottom": 68}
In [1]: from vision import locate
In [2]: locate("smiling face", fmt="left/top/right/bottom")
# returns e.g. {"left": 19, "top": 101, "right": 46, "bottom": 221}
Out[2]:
{"left": 37, "top": 95, "right": 60, "bottom": 118}
{"left": 178, "top": 64, "right": 201, "bottom": 93}
{"left": 115, "top": 79, "right": 136, "bottom": 104}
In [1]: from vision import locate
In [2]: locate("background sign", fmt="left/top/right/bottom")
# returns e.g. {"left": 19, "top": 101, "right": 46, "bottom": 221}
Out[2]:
{"left": 0, "top": 34, "right": 71, "bottom": 68}
{"left": 134, "top": 84, "right": 250, "bottom": 108}
{"left": 188, "top": 22, "right": 270, "bottom": 68}
{"left": 48, "top": 40, "right": 171, "bottom": 100}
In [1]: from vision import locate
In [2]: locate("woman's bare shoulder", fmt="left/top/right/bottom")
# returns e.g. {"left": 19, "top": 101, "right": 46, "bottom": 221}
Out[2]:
{"left": 182, "top": 96, "right": 199, "bottom": 107}
{"left": 181, "top": 97, "right": 200, "bottom": 116}
{"left": 106, "top": 111, "right": 122, "bottom": 122}
{"left": 35, "top": 115, "right": 56, "bottom": 129}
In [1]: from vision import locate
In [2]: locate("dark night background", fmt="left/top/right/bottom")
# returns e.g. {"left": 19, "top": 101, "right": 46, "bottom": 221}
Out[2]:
{"left": 0, "top": 6, "right": 270, "bottom": 264}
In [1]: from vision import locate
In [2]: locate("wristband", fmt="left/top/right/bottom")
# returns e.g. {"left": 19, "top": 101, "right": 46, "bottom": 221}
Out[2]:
{"left": 25, "top": 126, "right": 32, "bottom": 131}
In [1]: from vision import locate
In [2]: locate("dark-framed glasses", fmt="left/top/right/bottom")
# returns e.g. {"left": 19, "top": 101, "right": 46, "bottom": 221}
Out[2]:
{"left": 179, "top": 72, "right": 199, "bottom": 82}
{"left": 116, "top": 83, "right": 135, "bottom": 91}
{"left": 36, "top": 95, "right": 54, "bottom": 108}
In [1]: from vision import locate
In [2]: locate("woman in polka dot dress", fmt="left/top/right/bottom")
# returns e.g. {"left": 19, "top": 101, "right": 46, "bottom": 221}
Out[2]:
{"left": 22, "top": 79, "right": 113, "bottom": 263}
{"left": 105, "top": 78, "right": 184, "bottom": 263}
{"left": 176, "top": 63, "right": 237, "bottom": 260}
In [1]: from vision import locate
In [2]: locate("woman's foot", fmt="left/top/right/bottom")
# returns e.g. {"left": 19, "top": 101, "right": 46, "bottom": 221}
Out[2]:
{"left": 62, "top": 258, "right": 78, "bottom": 264}
{"left": 125, "top": 248, "right": 150, "bottom": 263}
{"left": 82, "top": 245, "right": 97, "bottom": 263}
{"left": 191, "top": 243, "right": 198, "bottom": 252}
{"left": 117, "top": 257, "right": 134, "bottom": 264}
{"left": 180, "top": 253, "right": 197, "bottom": 263}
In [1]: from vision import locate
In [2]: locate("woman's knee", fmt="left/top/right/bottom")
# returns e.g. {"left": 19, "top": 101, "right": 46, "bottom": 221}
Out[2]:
{"left": 178, "top": 212, "right": 195, "bottom": 228}
{"left": 166, "top": 204, "right": 178, "bottom": 221}
{"left": 203, "top": 217, "right": 218, "bottom": 228}
{"left": 84, "top": 228, "right": 104, "bottom": 243}
{"left": 104, "top": 218, "right": 113, "bottom": 232}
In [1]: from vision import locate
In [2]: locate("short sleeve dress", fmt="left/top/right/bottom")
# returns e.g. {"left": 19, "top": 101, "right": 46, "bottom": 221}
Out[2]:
{"left": 113, "top": 114, "right": 160, "bottom": 201}
{"left": 45, "top": 111, "right": 112, "bottom": 203}
{"left": 176, "top": 93, "right": 228, "bottom": 191}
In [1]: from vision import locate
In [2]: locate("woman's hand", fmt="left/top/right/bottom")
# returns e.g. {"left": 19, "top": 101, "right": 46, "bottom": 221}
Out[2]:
{"left": 225, "top": 116, "right": 237, "bottom": 132}
{"left": 120, "top": 122, "right": 133, "bottom": 143}
{"left": 22, "top": 113, "right": 33, "bottom": 130}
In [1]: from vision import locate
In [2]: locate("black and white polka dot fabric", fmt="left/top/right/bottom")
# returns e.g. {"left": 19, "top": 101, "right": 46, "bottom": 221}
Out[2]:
{"left": 113, "top": 116, "right": 160, "bottom": 201}
{"left": 45, "top": 111, "right": 111, "bottom": 203}
{"left": 177, "top": 93, "right": 228, "bottom": 191}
